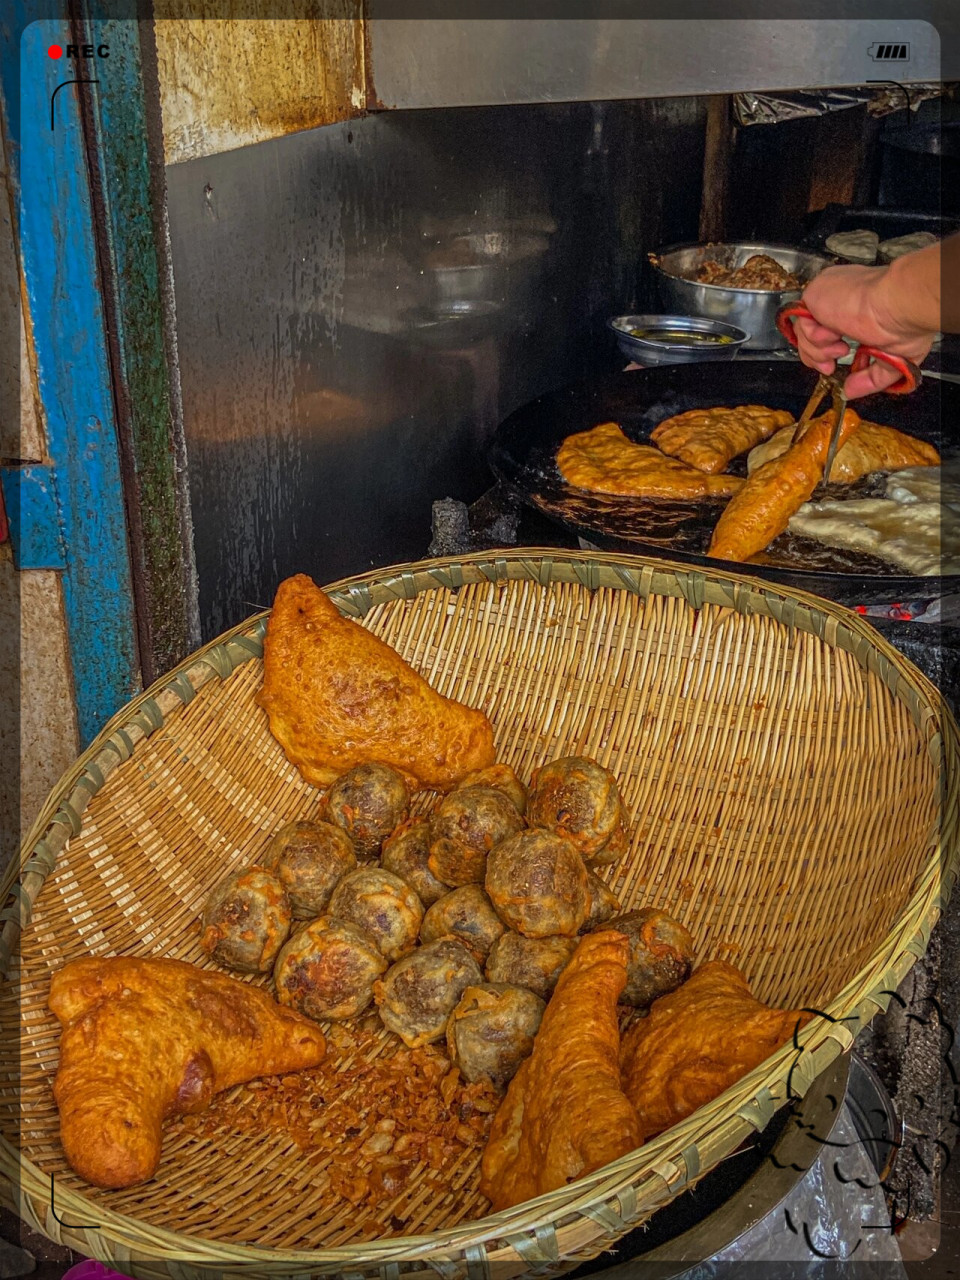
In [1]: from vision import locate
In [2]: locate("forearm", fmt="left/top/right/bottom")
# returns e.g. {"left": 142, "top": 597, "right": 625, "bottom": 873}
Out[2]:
{"left": 940, "top": 232, "right": 959, "bottom": 332}
{"left": 877, "top": 234, "right": 957, "bottom": 335}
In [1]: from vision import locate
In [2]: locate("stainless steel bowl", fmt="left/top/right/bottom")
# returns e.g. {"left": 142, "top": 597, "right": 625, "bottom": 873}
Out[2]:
{"left": 651, "top": 242, "right": 834, "bottom": 350}
{"left": 609, "top": 314, "right": 749, "bottom": 366}
{"left": 424, "top": 231, "right": 550, "bottom": 310}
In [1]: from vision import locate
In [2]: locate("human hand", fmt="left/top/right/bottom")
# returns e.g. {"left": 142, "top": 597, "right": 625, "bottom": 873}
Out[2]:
{"left": 793, "top": 263, "right": 935, "bottom": 399}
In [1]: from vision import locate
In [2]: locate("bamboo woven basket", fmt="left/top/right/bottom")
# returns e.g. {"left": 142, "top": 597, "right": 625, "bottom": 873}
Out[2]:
{"left": 2, "top": 550, "right": 956, "bottom": 1280}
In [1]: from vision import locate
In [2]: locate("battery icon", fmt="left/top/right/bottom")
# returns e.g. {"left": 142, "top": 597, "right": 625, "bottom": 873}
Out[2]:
{"left": 868, "top": 42, "right": 910, "bottom": 61}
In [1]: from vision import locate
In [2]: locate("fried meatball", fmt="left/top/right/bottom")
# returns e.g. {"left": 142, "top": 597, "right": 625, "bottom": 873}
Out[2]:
{"left": 420, "top": 885, "right": 507, "bottom": 962}
{"left": 596, "top": 909, "right": 695, "bottom": 1009}
{"left": 199, "top": 867, "right": 291, "bottom": 973}
{"left": 456, "top": 764, "right": 527, "bottom": 815}
{"left": 274, "top": 916, "right": 387, "bottom": 1021}
{"left": 527, "top": 756, "right": 627, "bottom": 865}
{"left": 374, "top": 938, "right": 483, "bottom": 1048}
{"left": 484, "top": 932, "right": 578, "bottom": 1000}
{"left": 327, "top": 867, "right": 423, "bottom": 962}
{"left": 581, "top": 870, "right": 622, "bottom": 932}
{"left": 485, "top": 830, "right": 589, "bottom": 937}
{"left": 321, "top": 762, "right": 410, "bottom": 859}
{"left": 446, "top": 983, "right": 545, "bottom": 1090}
{"left": 381, "top": 817, "right": 447, "bottom": 907}
{"left": 427, "top": 786, "right": 525, "bottom": 888}
{"left": 260, "top": 819, "right": 357, "bottom": 919}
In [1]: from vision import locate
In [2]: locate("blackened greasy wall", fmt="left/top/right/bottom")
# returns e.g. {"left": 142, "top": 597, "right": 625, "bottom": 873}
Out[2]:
{"left": 164, "top": 99, "right": 706, "bottom": 640}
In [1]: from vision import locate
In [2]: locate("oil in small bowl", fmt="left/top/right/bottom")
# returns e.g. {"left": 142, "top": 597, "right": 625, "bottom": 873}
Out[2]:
{"left": 609, "top": 314, "right": 749, "bottom": 366}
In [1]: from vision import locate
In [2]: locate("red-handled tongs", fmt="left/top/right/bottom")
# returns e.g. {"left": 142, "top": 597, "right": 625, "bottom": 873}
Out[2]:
{"left": 776, "top": 302, "right": 922, "bottom": 494}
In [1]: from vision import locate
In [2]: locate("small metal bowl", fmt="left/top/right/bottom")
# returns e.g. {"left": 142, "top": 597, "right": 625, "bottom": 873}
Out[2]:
{"left": 609, "top": 314, "right": 749, "bottom": 366}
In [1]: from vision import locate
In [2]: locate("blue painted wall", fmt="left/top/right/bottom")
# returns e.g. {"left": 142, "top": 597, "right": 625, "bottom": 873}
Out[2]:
{"left": 1, "top": 7, "right": 140, "bottom": 744}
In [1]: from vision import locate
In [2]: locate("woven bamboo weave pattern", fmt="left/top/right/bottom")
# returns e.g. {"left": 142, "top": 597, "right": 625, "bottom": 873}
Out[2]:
{"left": 0, "top": 552, "right": 954, "bottom": 1279}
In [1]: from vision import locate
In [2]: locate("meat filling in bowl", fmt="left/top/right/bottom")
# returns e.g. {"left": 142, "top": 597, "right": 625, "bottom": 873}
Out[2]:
{"left": 693, "top": 253, "right": 802, "bottom": 290}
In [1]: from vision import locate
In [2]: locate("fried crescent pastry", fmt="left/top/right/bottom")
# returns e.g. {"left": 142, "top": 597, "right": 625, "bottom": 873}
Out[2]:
{"left": 49, "top": 956, "right": 327, "bottom": 1189}
{"left": 620, "top": 961, "right": 811, "bottom": 1139}
{"left": 651, "top": 405, "right": 795, "bottom": 474}
{"left": 707, "top": 407, "right": 862, "bottom": 562}
{"left": 557, "top": 422, "right": 743, "bottom": 500}
{"left": 748, "top": 417, "right": 939, "bottom": 483}
{"left": 479, "top": 931, "right": 643, "bottom": 1211}
{"left": 258, "top": 574, "right": 495, "bottom": 791}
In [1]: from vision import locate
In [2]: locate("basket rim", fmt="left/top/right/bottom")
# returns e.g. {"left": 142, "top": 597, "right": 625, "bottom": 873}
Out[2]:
{"left": 3, "top": 548, "right": 957, "bottom": 1271}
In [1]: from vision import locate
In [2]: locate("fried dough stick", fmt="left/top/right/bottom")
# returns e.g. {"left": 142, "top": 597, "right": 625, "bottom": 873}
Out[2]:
{"left": 479, "top": 931, "right": 643, "bottom": 1211}
{"left": 707, "top": 407, "right": 862, "bottom": 562}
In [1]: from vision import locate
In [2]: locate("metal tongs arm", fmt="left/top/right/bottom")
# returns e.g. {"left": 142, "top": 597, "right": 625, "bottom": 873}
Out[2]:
{"left": 790, "top": 373, "right": 846, "bottom": 497}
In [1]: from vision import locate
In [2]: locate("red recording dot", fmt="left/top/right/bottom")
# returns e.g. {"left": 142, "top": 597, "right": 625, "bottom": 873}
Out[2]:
{"left": 47, "top": 44, "right": 63, "bottom": 58}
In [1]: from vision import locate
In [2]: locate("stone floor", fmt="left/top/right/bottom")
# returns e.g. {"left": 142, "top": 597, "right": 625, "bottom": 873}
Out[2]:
{"left": 0, "top": 1205, "right": 75, "bottom": 1275}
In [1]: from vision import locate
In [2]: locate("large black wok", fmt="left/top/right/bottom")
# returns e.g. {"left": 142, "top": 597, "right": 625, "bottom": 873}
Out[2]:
{"left": 489, "top": 360, "right": 956, "bottom": 607}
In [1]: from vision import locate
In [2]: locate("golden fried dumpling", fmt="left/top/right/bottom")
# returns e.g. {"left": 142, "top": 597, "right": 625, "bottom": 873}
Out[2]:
{"left": 620, "top": 961, "right": 812, "bottom": 1137}
{"left": 374, "top": 938, "right": 483, "bottom": 1048}
{"left": 321, "top": 762, "right": 410, "bottom": 860}
{"left": 327, "top": 867, "right": 423, "bottom": 962}
{"left": 484, "top": 932, "right": 579, "bottom": 1000}
{"left": 49, "top": 957, "right": 327, "bottom": 1189}
{"left": 596, "top": 908, "right": 695, "bottom": 1009}
{"left": 381, "top": 817, "right": 448, "bottom": 907}
{"left": 485, "top": 830, "right": 589, "bottom": 938}
{"left": 651, "top": 405, "right": 795, "bottom": 474}
{"left": 456, "top": 764, "right": 528, "bottom": 815}
{"left": 199, "top": 867, "right": 292, "bottom": 974}
{"left": 428, "top": 785, "right": 525, "bottom": 887}
{"left": 420, "top": 884, "right": 507, "bottom": 962}
{"left": 274, "top": 916, "right": 387, "bottom": 1021}
{"left": 261, "top": 819, "right": 357, "bottom": 919}
{"left": 447, "top": 983, "right": 545, "bottom": 1091}
{"left": 527, "top": 756, "right": 627, "bottom": 865}
{"left": 258, "top": 575, "right": 495, "bottom": 790}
